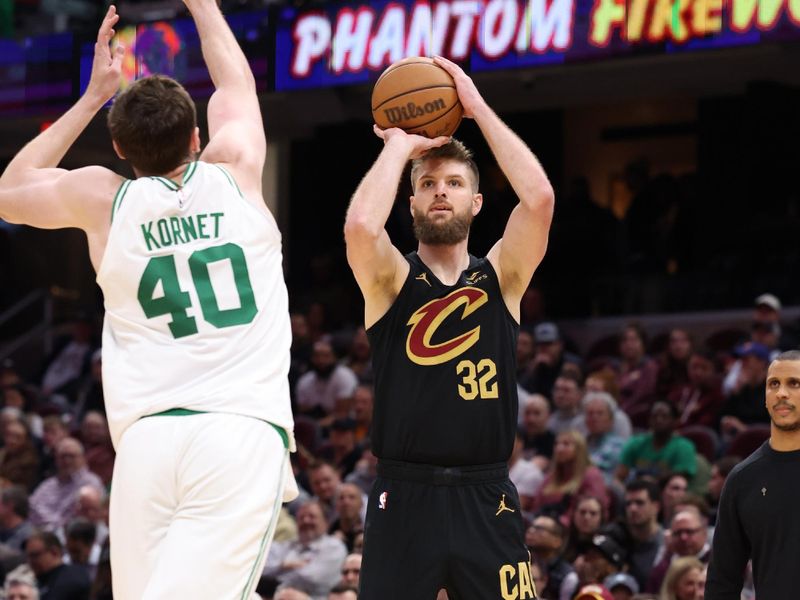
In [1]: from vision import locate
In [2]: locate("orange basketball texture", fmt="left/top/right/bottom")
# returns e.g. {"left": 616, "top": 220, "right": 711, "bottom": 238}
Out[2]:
{"left": 371, "top": 57, "right": 463, "bottom": 138}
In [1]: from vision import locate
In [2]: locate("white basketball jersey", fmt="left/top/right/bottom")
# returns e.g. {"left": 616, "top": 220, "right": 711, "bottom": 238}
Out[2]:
{"left": 96, "top": 162, "right": 293, "bottom": 448}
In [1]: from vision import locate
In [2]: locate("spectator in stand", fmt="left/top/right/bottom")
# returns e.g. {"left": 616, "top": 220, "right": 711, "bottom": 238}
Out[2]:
{"left": 509, "top": 432, "right": 544, "bottom": 517}
{"left": 519, "top": 394, "right": 555, "bottom": 469}
{"left": 350, "top": 385, "right": 373, "bottom": 444}
{"left": 659, "top": 556, "right": 705, "bottom": 600}
{"left": 307, "top": 461, "right": 343, "bottom": 524}
{"left": 548, "top": 372, "right": 584, "bottom": 434}
{"left": 615, "top": 401, "right": 696, "bottom": 485}
{"left": 295, "top": 340, "right": 358, "bottom": 421}
{"left": 262, "top": 500, "right": 348, "bottom": 600}
{"left": 533, "top": 430, "right": 609, "bottom": 524}
{"left": 25, "top": 530, "right": 90, "bottom": 600}
{"left": 0, "top": 486, "right": 34, "bottom": 554}
{"left": 290, "top": 313, "right": 313, "bottom": 396}
{"left": 580, "top": 392, "right": 627, "bottom": 483}
{"left": 668, "top": 350, "right": 725, "bottom": 429}
{"left": 646, "top": 509, "right": 711, "bottom": 593}
{"left": 324, "top": 419, "right": 362, "bottom": 479}
{"left": 4, "top": 579, "right": 38, "bottom": 600}
{"left": 719, "top": 294, "right": 789, "bottom": 401}
{"left": 343, "top": 327, "right": 372, "bottom": 384}
{"left": 722, "top": 295, "right": 790, "bottom": 392}
{"left": 753, "top": 293, "right": 797, "bottom": 348}
{"left": 672, "top": 496, "right": 712, "bottom": 538}
{"left": 617, "top": 323, "right": 659, "bottom": 428}
{"left": 344, "top": 444, "right": 377, "bottom": 496}
{"left": 38, "top": 417, "right": 68, "bottom": 481}
{"left": 656, "top": 328, "right": 693, "bottom": 398}
{"left": 659, "top": 474, "right": 689, "bottom": 528}
{"left": 72, "top": 350, "right": 104, "bottom": 421}
{"left": 520, "top": 322, "right": 582, "bottom": 399}
{"left": 0, "top": 418, "right": 40, "bottom": 491}
{"left": 29, "top": 438, "right": 103, "bottom": 531}
{"left": 274, "top": 587, "right": 312, "bottom": 600}
{"left": 64, "top": 517, "right": 100, "bottom": 580}
{"left": 1, "top": 383, "right": 43, "bottom": 441}
{"left": 39, "top": 316, "right": 96, "bottom": 406}
{"left": 338, "top": 553, "right": 361, "bottom": 588}
{"left": 603, "top": 572, "right": 640, "bottom": 600}
{"left": 604, "top": 478, "right": 665, "bottom": 591}
{"left": 585, "top": 368, "right": 621, "bottom": 405}
{"left": 577, "top": 388, "right": 632, "bottom": 444}
{"left": 327, "top": 584, "right": 358, "bottom": 600}
{"left": 562, "top": 534, "right": 627, "bottom": 600}
{"left": 719, "top": 342, "right": 770, "bottom": 441}
{"left": 328, "top": 483, "right": 363, "bottom": 552}
{"left": 704, "top": 456, "right": 738, "bottom": 527}
{"left": 525, "top": 514, "right": 574, "bottom": 600}
{"left": 78, "top": 412, "right": 114, "bottom": 487}
{"left": 564, "top": 495, "right": 606, "bottom": 563}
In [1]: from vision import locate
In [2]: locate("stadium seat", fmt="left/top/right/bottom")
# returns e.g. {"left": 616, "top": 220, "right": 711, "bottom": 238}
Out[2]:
{"left": 678, "top": 425, "right": 720, "bottom": 462}
{"left": 725, "top": 425, "right": 771, "bottom": 459}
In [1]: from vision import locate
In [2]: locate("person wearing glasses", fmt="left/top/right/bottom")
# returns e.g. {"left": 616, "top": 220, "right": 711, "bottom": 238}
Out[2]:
{"left": 526, "top": 515, "right": 573, "bottom": 600}
{"left": 645, "top": 508, "right": 709, "bottom": 593}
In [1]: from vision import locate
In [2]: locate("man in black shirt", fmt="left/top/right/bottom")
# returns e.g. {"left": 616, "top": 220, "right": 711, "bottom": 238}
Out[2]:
{"left": 26, "top": 531, "right": 90, "bottom": 600}
{"left": 345, "top": 57, "right": 553, "bottom": 599}
{"left": 706, "top": 350, "right": 800, "bottom": 599}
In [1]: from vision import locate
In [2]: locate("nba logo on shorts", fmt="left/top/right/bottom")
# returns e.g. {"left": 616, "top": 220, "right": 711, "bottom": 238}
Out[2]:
{"left": 379, "top": 491, "right": 388, "bottom": 510}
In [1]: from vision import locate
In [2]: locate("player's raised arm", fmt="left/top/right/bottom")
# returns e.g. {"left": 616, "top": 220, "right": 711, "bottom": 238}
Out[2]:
{"left": 434, "top": 57, "right": 554, "bottom": 316}
{"left": 0, "top": 6, "right": 124, "bottom": 231}
{"left": 184, "top": 0, "right": 265, "bottom": 195}
{"left": 344, "top": 127, "right": 448, "bottom": 328}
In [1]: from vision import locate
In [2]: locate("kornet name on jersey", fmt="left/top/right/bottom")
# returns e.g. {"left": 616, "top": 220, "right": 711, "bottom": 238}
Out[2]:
{"left": 367, "top": 253, "right": 519, "bottom": 466}
{"left": 96, "top": 162, "right": 293, "bottom": 447}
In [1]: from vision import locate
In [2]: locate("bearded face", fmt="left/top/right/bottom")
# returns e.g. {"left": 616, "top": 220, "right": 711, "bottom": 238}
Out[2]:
{"left": 412, "top": 203, "right": 473, "bottom": 245}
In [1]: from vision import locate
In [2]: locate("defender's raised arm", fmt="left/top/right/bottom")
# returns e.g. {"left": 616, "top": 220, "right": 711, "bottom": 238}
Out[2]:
{"left": 0, "top": 6, "right": 124, "bottom": 233}
{"left": 184, "top": 0, "right": 265, "bottom": 196}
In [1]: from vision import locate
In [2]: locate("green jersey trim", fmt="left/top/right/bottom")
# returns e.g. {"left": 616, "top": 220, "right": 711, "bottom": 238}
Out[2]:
{"left": 110, "top": 180, "right": 132, "bottom": 224}
{"left": 142, "top": 408, "right": 289, "bottom": 449}
{"left": 149, "top": 176, "right": 180, "bottom": 191}
{"left": 214, "top": 164, "right": 244, "bottom": 199}
{"left": 182, "top": 161, "right": 198, "bottom": 185}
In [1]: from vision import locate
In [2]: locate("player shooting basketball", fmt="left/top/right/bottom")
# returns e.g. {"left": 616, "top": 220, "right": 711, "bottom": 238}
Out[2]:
{"left": 344, "top": 56, "right": 554, "bottom": 599}
{"left": 0, "top": 3, "right": 296, "bottom": 599}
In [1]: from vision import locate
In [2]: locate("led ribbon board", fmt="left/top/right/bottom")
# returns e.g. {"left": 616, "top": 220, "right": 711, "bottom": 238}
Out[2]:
{"left": 274, "top": 0, "right": 800, "bottom": 89}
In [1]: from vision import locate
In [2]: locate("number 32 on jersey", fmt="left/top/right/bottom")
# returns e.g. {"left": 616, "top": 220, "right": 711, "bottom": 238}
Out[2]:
{"left": 457, "top": 358, "right": 499, "bottom": 400}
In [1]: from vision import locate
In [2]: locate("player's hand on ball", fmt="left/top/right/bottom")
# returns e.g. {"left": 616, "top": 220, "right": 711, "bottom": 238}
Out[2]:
{"left": 373, "top": 125, "right": 450, "bottom": 159}
{"left": 433, "top": 56, "right": 485, "bottom": 119}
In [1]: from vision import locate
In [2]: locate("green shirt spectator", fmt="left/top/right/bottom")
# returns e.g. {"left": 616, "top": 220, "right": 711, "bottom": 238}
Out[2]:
{"left": 615, "top": 400, "right": 697, "bottom": 483}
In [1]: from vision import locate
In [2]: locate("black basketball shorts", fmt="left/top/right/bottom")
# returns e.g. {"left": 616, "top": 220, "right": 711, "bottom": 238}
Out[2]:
{"left": 359, "top": 460, "right": 537, "bottom": 600}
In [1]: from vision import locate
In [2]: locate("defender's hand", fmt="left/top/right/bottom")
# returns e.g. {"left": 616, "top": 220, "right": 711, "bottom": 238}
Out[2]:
{"left": 433, "top": 56, "right": 486, "bottom": 119}
{"left": 86, "top": 6, "right": 124, "bottom": 104}
{"left": 373, "top": 125, "right": 449, "bottom": 160}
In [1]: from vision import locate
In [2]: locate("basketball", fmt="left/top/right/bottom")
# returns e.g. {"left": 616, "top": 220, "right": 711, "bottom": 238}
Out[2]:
{"left": 371, "top": 57, "right": 463, "bottom": 138}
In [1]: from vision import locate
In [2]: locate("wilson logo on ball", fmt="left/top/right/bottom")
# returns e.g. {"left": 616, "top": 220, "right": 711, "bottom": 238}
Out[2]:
{"left": 371, "top": 56, "right": 463, "bottom": 138}
{"left": 383, "top": 98, "right": 446, "bottom": 124}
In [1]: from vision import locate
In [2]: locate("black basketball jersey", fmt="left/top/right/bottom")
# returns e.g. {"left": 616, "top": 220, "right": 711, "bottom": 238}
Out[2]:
{"left": 367, "top": 252, "right": 519, "bottom": 466}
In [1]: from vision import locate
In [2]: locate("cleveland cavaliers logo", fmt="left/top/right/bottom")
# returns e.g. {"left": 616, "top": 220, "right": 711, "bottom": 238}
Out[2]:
{"left": 406, "top": 287, "right": 488, "bottom": 366}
